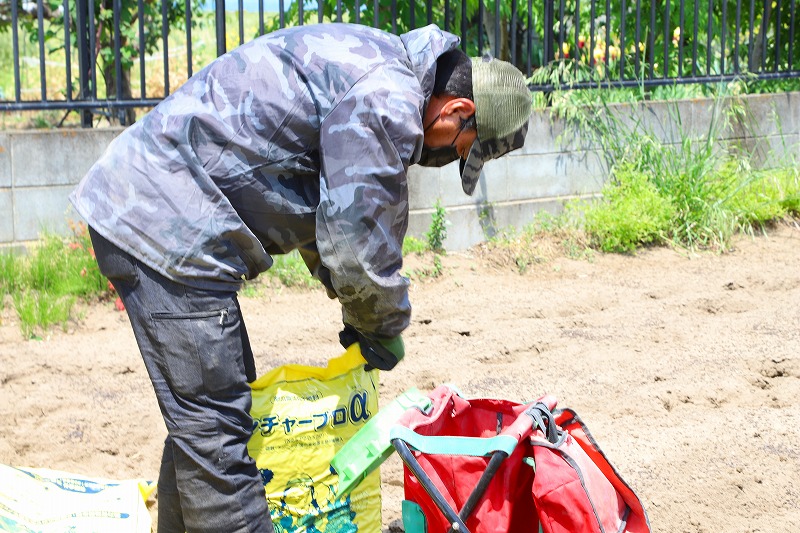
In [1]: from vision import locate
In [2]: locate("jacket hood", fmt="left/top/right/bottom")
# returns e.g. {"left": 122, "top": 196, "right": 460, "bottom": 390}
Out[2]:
{"left": 400, "top": 25, "right": 461, "bottom": 105}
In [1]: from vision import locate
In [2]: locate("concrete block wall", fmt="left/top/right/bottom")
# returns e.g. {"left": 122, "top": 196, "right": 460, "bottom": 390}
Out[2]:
{"left": 0, "top": 128, "right": 124, "bottom": 244}
{"left": 1, "top": 91, "right": 797, "bottom": 251}
{"left": 407, "top": 91, "right": 800, "bottom": 250}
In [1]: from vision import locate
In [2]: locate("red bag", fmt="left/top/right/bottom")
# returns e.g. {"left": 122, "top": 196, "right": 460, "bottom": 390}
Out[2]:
{"left": 391, "top": 385, "right": 650, "bottom": 533}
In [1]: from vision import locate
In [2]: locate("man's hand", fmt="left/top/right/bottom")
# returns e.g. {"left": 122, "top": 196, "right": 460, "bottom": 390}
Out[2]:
{"left": 339, "top": 324, "right": 404, "bottom": 371}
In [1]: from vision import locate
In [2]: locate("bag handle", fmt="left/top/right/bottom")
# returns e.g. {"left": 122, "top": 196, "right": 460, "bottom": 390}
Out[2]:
{"left": 389, "top": 425, "right": 520, "bottom": 457}
{"left": 525, "top": 402, "right": 562, "bottom": 444}
{"left": 389, "top": 396, "right": 540, "bottom": 457}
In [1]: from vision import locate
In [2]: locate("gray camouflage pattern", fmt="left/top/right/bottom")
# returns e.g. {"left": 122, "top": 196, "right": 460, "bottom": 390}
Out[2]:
{"left": 460, "top": 120, "right": 529, "bottom": 195}
{"left": 70, "top": 23, "right": 460, "bottom": 338}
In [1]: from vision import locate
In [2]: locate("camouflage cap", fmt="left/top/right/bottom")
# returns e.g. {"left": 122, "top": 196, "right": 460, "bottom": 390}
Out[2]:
{"left": 460, "top": 55, "right": 532, "bottom": 195}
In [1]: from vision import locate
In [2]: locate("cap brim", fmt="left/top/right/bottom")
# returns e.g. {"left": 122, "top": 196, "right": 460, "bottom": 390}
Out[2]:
{"left": 459, "top": 138, "right": 485, "bottom": 196}
{"left": 459, "top": 121, "right": 530, "bottom": 196}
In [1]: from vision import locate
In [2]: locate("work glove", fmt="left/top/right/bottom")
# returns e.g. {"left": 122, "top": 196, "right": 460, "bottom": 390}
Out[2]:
{"left": 339, "top": 324, "right": 405, "bottom": 372}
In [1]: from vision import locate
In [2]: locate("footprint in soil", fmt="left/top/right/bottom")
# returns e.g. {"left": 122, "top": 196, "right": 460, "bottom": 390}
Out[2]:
{"left": 745, "top": 357, "right": 798, "bottom": 383}
{"left": 750, "top": 357, "right": 800, "bottom": 390}
{"left": 759, "top": 357, "right": 798, "bottom": 379}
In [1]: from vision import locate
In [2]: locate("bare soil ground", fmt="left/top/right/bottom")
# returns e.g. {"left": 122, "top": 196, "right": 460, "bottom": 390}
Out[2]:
{"left": 1, "top": 222, "right": 799, "bottom": 533}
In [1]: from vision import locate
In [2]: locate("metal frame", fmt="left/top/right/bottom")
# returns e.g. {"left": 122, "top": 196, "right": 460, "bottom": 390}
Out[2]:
{"left": 1, "top": 0, "right": 798, "bottom": 125}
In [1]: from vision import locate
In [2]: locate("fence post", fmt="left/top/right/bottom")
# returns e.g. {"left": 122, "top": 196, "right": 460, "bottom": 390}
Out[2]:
{"left": 216, "top": 0, "right": 227, "bottom": 57}
{"left": 75, "top": 0, "right": 93, "bottom": 127}
{"left": 543, "top": 0, "right": 555, "bottom": 105}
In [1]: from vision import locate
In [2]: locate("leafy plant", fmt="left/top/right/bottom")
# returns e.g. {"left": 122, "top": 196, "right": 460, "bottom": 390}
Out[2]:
{"left": 580, "top": 165, "right": 674, "bottom": 253}
{"left": 4, "top": 0, "right": 211, "bottom": 124}
{"left": 426, "top": 200, "right": 448, "bottom": 254}
{"left": 728, "top": 165, "right": 800, "bottom": 227}
{"left": 402, "top": 203, "right": 453, "bottom": 281}
{"left": 261, "top": 0, "right": 546, "bottom": 67}
{"left": 402, "top": 236, "right": 428, "bottom": 255}
{"left": 533, "top": 0, "right": 799, "bottom": 90}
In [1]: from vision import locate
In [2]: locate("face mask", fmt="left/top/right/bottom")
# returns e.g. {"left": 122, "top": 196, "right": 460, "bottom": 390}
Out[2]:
{"left": 417, "top": 144, "right": 459, "bottom": 168}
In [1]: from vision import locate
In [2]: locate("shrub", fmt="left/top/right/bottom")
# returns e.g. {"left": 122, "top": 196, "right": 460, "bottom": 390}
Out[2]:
{"left": 582, "top": 165, "right": 674, "bottom": 253}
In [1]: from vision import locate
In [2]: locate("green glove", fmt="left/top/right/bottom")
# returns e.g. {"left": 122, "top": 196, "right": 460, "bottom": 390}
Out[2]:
{"left": 339, "top": 325, "right": 404, "bottom": 371}
{"left": 361, "top": 334, "right": 404, "bottom": 371}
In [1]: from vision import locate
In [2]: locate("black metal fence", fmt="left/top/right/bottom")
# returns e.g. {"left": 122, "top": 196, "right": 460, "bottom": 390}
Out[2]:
{"left": 1, "top": 0, "right": 798, "bottom": 126}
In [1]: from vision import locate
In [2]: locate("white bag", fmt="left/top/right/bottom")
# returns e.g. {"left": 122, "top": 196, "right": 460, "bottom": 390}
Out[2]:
{"left": 0, "top": 464, "right": 153, "bottom": 533}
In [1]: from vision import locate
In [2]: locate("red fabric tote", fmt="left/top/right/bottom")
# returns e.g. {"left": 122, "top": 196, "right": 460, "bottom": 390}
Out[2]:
{"left": 391, "top": 385, "right": 650, "bottom": 533}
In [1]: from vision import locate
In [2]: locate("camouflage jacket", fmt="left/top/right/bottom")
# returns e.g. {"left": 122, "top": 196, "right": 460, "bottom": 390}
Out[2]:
{"left": 70, "top": 23, "right": 461, "bottom": 338}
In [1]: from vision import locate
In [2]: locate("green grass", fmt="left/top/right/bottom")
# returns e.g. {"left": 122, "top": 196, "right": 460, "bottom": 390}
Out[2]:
{"left": 0, "top": 223, "right": 111, "bottom": 338}
{"left": 546, "top": 81, "right": 800, "bottom": 253}
{"left": 11, "top": 290, "right": 76, "bottom": 339}
{"left": 263, "top": 250, "right": 318, "bottom": 290}
{"left": 0, "top": 251, "right": 24, "bottom": 297}
{"left": 240, "top": 250, "right": 320, "bottom": 297}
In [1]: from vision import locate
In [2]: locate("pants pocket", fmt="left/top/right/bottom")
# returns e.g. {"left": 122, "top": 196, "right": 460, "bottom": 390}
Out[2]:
{"left": 150, "top": 306, "right": 247, "bottom": 397}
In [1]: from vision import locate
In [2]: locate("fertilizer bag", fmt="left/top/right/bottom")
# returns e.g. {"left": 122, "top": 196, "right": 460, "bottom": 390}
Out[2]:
{"left": 248, "top": 344, "right": 381, "bottom": 532}
{"left": 0, "top": 464, "right": 153, "bottom": 533}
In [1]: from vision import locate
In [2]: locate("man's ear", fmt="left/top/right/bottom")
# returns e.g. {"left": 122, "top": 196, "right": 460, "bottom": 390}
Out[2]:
{"left": 441, "top": 97, "right": 476, "bottom": 121}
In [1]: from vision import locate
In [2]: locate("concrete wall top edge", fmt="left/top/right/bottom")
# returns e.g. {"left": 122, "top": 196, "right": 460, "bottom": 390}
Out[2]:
{"left": 3, "top": 126, "right": 126, "bottom": 137}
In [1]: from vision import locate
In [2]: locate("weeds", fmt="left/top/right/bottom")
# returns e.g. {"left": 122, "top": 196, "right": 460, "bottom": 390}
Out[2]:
{"left": 425, "top": 200, "right": 448, "bottom": 254}
{"left": 12, "top": 290, "right": 75, "bottom": 339}
{"left": 403, "top": 201, "right": 449, "bottom": 281}
{"left": 547, "top": 78, "right": 799, "bottom": 252}
{"left": 577, "top": 165, "right": 674, "bottom": 253}
{"left": 0, "top": 222, "right": 112, "bottom": 338}
{"left": 480, "top": 211, "right": 592, "bottom": 274}
{"left": 261, "top": 250, "right": 318, "bottom": 291}
{"left": 401, "top": 236, "right": 428, "bottom": 255}
{"left": 0, "top": 251, "right": 23, "bottom": 297}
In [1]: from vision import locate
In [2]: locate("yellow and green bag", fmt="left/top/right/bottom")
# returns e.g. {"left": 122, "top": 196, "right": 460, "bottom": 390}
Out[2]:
{"left": 248, "top": 345, "right": 381, "bottom": 533}
{"left": 0, "top": 464, "right": 154, "bottom": 533}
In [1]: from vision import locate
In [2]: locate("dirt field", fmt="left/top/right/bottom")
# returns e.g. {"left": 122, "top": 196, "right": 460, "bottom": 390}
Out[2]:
{"left": 1, "top": 222, "right": 798, "bottom": 532}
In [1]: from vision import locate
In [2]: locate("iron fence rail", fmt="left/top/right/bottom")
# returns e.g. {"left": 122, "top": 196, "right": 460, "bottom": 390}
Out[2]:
{"left": 1, "top": 0, "right": 798, "bottom": 125}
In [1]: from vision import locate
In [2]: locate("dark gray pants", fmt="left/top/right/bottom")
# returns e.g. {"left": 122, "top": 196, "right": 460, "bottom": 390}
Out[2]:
{"left": 90, "top": 228, "right": 273, "bottom": 533}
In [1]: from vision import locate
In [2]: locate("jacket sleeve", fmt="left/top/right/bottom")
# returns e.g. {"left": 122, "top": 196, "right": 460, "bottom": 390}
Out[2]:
{"left": 315, "top": 63, "right": 425, "bottom": 339}
{"left": 297, "top": 242, "right": 336, "bottom": 299}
